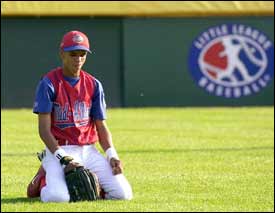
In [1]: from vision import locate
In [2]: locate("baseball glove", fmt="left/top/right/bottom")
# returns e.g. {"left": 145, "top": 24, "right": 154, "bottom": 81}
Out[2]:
{"left": 64, "top": 165, "right": 101, "bottom": 202}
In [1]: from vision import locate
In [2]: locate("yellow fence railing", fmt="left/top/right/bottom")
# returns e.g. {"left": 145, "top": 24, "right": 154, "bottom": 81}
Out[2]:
{"left": 1, "top": 1, "right": 274, "bottom": 17}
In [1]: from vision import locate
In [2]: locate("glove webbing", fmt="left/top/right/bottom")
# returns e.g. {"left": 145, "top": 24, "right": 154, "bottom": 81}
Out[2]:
{"left": 83, "top": 169, "right": 100, "bottom": 199}
{"left": 65, "top": 167, "right": 97, "bottom": 202}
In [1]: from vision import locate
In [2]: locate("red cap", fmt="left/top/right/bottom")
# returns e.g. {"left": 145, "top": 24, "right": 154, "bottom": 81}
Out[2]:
{"left": 60, "top": 30, "right": 91, "bottom": 53}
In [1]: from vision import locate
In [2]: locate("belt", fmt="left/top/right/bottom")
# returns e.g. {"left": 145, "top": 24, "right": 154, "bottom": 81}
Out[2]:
{"left": 58, "top": 139, "right": 93, "bottom": 146}
{"left": 58, "top": 139, "right": 70, "bottom": 146}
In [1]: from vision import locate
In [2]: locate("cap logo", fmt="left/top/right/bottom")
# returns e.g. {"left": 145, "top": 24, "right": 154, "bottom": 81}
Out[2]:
{"left": 72, "top": 35, "right": 84, "bottom": 43}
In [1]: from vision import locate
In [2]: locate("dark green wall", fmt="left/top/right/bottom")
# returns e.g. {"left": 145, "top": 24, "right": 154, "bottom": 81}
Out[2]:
{"left": 1, "top": 17, "right": 274, "bottom": 108}
{"left": 1, "top": 17, "right": 123, "bottom": 108}
{"left": 123, "top": 17, "right": 274, "bottom": 106}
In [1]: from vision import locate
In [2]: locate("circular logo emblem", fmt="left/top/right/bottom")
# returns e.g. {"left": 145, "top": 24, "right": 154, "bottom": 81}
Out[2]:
{"left": 188, "top": 24, "right": 274, "bottom": 98}
{"left": 72, "top": 34, "right": 84, "bottom": 43}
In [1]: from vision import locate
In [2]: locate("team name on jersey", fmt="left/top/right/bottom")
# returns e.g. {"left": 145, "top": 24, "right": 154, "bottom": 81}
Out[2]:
{"left": 54, "top": 101, "right": 90, "bottom": 122}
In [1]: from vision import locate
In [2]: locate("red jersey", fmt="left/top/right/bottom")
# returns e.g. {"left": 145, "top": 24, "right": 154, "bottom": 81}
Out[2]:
{"left": 46, "top": 67, "right": 98, "bottom": 146}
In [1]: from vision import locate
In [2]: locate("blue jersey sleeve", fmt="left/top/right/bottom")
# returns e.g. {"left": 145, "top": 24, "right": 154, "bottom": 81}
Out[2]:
{"left": 33, "top": 77, "right": 55, "bottom": 114}
{"left": 91, "top": 79, "right": 107, "bottom": 120}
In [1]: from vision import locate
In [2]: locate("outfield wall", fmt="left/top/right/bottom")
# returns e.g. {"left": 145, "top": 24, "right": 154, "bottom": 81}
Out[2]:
{"left": 123, "top": 17, "right": 274, "bottom": 107}
{"left": 1, "top": 17, "right": 123, "bottom": 108}
{"left": 1, "top": 16, "right": 274, "bottom": 108}
{"left": 1, "top": 2, "right": 274, "bottom": 108}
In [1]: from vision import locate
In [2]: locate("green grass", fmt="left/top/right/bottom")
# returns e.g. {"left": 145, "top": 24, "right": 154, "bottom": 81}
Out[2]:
{"left": 1, "top": 107, "right": 274, "bottom": 212}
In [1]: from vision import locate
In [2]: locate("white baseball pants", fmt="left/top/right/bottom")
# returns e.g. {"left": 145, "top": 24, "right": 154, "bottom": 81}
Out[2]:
{"left": 40, "top": 145, "right": 133, "bottom": 202}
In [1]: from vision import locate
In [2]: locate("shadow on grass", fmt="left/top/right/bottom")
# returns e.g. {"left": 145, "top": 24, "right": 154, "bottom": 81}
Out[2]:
{"left": 120, "top": 146, "right": 274, "bottom": 154}
{"left": 1, "top": 153, "right": 36, "bottom": 157}
{"left": 1, "top": 197, "right": 40, "bottom": 204}
{"left": 1, "top": 146, "right": 274, "bottom": 157}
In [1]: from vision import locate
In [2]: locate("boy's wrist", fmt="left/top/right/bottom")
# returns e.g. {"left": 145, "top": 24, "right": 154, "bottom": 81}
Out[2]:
{"left": 105, "top": 147, "right": 119, "bottom": 162}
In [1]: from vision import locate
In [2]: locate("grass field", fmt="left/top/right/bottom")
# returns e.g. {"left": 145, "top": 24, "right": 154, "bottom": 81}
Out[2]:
{"left": 1, "top": 107, "right": 274, "bottom": 212}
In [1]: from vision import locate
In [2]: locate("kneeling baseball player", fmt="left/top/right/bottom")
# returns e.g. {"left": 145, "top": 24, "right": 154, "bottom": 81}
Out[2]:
{"left": 26, "top": 30, "right": 133, "bottom": 202}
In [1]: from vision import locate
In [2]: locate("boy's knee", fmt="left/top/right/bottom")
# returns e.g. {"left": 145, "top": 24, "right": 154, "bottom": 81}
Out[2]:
{"left": 41, "top": 188, "right": 70, "bottom": 203}
{"left": 109, "top": 185, "right": 133, "bottom": 200}
{"left": 119, "top": 188, "right": 133, "bottom": 200}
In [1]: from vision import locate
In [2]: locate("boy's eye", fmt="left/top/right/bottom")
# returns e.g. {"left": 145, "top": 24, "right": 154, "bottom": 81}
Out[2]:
{"left": 69, "top": 52, "right": 86, "bottom": 57}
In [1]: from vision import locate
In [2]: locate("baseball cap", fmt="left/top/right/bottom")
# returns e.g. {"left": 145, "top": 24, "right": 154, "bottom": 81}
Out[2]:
{"left": 60, "top": 30, "right": 91, "bottom": 53}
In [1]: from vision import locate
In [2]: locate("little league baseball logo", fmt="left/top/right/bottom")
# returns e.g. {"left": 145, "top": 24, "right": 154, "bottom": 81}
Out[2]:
{"left": 188, "top": 24, "right": 274, "bottom": 98}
